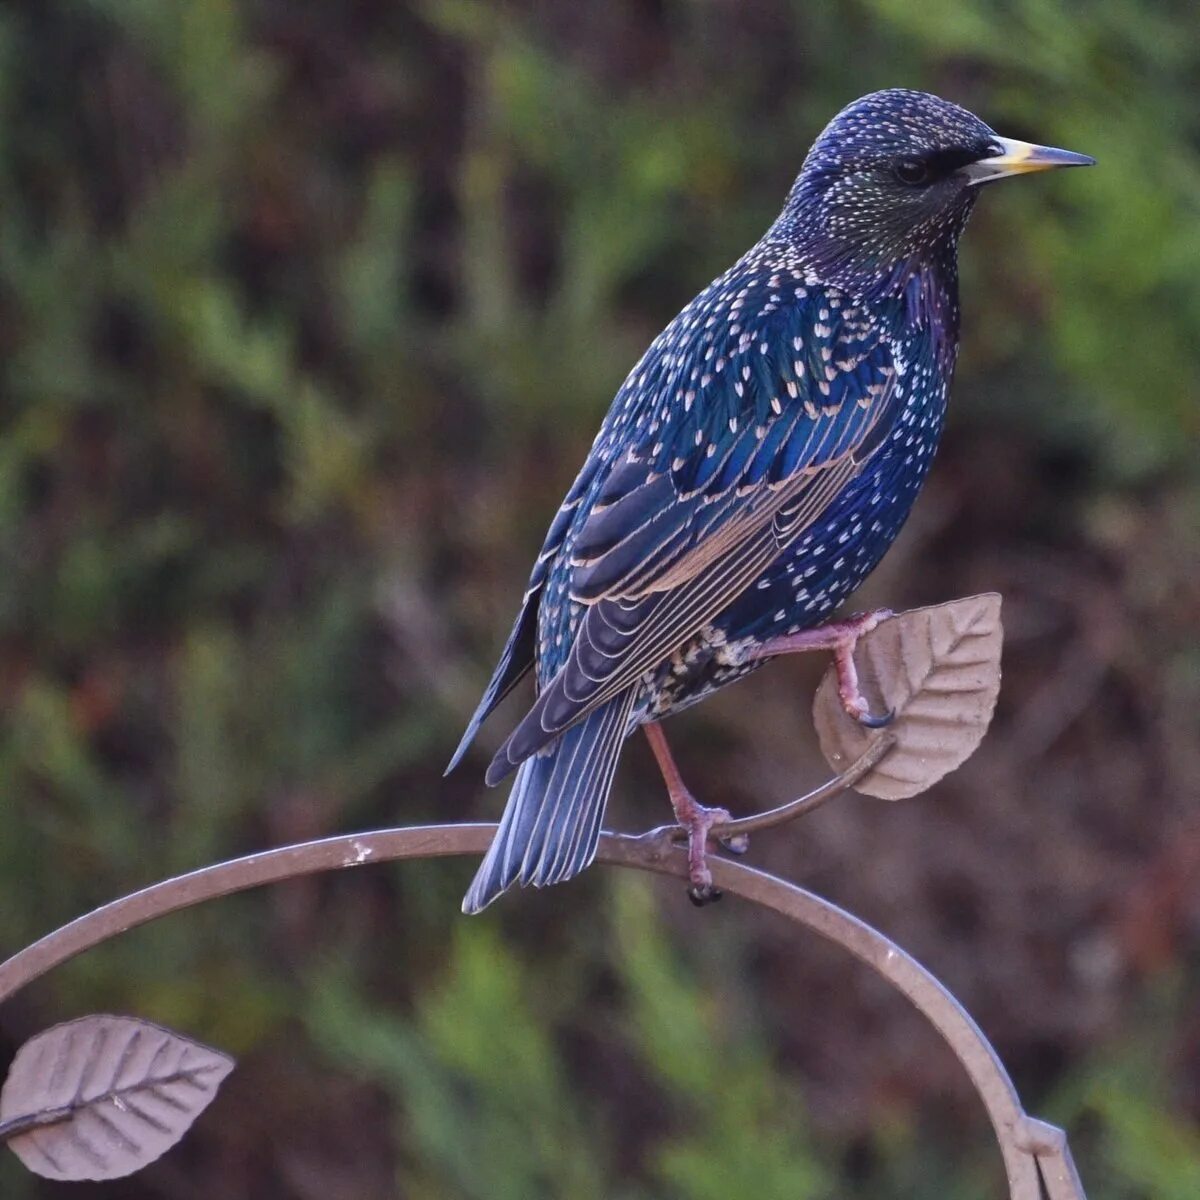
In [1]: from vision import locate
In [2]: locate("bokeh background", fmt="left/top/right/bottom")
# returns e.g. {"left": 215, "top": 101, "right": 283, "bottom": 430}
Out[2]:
{"left": 1, "top": 0, "right": 1198, "bottom": 1196}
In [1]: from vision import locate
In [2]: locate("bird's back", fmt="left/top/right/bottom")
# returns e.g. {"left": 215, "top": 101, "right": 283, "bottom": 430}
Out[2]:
{"left": 532, "top": 240, "right": 927, "bottom": 683}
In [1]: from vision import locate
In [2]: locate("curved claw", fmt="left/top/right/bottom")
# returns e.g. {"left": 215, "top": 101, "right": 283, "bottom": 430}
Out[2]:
{"left": 857, "top": 706, "right": 895, "bottom": 730}
{"left": 688, "top": 884, "right": 723, "bottom": 906}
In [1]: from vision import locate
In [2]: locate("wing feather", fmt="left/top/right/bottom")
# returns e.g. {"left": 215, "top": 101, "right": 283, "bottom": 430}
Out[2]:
{"left": 485, "top": 452, "right": 867, "bottom": 784}
{"left": 474, "top": 282, "right": 911, "bottom": 784}
{"left": 446, "top": 452, "right": 605, "bottom": 772}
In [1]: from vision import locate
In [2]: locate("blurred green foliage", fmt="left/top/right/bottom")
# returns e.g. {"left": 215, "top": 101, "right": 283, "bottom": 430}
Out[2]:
{"left": 310, "top": 879, "right": 832, "bottom": 1200}
{"left": 0, "top": 0, "right": 1196, "bottom": 1196}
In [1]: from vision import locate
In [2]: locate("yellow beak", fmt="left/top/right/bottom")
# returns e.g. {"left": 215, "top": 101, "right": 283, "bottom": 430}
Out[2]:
{"left": 964, "top": 136, "right": 1095, "bottom": 185}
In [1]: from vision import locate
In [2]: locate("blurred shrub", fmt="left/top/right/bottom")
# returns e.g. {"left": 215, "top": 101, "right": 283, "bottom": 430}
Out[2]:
{"left": 0, "top": 0, "right": 1195, "bottom": 1196}
{"left": 309, "top": 877, "right": 830, "bottom": 1199}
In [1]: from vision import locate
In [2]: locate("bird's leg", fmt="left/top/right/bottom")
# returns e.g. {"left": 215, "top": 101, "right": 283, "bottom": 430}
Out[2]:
{"left": 746, "top": 609, "right": 894, "bottom": 727}
{"left": 643, "top": 721, "right": 746, "bottom": 906}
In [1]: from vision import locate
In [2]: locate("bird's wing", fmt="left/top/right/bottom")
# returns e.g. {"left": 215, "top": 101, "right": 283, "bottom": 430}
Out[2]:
{"left": 487, "top": 289, "right": 907, "bottom": 784}
{"left": 446, "top": 453, "right": 606, "bottom": 773}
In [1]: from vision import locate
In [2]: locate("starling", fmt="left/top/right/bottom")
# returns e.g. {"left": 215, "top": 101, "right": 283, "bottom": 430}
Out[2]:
{"left": 450, "top": 89, "right": 1092, "bottom": 912}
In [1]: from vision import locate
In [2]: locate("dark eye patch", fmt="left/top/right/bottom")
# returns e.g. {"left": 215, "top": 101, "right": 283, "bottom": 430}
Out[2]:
{"left": 925, "top": 144, "right": 995, "bottom": 176}
{"left": 892, "top": 143, "right": 996, "bottom": 185}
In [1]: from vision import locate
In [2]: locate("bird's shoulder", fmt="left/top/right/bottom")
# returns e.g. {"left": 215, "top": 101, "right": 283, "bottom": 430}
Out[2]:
{"left": 593, "top": 251, "right": 909, "bottom": 492}
{"left": 509, "top": 252, "right": 926, "bottom": 700}
{"left": 533, "top": 252, "right": 931, "bottom": 600}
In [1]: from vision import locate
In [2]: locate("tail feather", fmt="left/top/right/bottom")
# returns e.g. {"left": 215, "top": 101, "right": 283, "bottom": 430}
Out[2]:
{"left": 462, "top": 689, "right": 636, "bottom": 914}
{"left": 444, "top": 589, "right": 538, "bottom": 775}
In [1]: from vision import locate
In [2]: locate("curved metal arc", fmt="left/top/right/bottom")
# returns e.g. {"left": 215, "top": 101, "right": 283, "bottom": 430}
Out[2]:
{"left": 0, "top": 825, "right": 494, "bottom": 1004}
{"left": 0, "top": 823, "right": 1055, "bottom": 1199}
{"left": 657, "top": 845, "right": 1043, "bottom": 1199}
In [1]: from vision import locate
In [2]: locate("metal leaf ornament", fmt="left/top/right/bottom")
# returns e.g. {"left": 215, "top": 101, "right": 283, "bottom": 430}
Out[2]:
{"left": 814, "top": 594, "right": 1003, "bottom": 799}
{"left": 0, "top": 1014, "right": 234, "bottom": 1182}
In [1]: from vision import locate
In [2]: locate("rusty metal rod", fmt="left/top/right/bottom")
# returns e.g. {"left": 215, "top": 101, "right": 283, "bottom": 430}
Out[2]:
{"left": 0, "top": 824, "right": 1075, "bottom": 1198}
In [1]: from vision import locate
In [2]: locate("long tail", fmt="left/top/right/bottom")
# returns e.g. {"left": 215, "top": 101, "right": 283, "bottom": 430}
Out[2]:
{"left": 462, "top": 688, "right": 636, "bottom": 914}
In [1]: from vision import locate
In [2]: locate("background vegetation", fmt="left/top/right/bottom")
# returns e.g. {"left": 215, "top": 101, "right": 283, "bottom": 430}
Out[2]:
{"left": 0, "top": 0, "right": 1197, "bottom": 1195}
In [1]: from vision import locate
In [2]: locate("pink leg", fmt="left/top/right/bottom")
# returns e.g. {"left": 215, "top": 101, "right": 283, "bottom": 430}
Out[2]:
{"left": 644, "top": 722, "right": 744, "bottom": 905}
{"left": 747, "top": 609, "right": 894, "bottom": 727}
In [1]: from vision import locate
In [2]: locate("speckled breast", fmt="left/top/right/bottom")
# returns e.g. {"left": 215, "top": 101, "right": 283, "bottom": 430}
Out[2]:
{"left": 633, "top": 375, "right": 949, "bottom": 725}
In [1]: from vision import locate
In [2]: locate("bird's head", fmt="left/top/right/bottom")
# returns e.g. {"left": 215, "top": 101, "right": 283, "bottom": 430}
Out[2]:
{"left": 781, "top": 89, "right": 1093, "bottom": 298}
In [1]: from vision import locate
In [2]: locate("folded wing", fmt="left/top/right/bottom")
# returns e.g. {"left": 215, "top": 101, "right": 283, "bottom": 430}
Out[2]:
{"left": 487, "top": 292, "right": 907, "bottom": 784}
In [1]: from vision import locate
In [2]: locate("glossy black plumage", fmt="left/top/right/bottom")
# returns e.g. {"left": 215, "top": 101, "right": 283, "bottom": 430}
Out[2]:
{"left": 451, "top": 89, "right": 1093, "bottom": 913}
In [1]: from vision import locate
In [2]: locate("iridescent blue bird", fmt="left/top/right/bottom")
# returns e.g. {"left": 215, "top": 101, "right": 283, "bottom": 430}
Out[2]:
{"left": 450, "top": 90, "right": 1092, "bottom": 912}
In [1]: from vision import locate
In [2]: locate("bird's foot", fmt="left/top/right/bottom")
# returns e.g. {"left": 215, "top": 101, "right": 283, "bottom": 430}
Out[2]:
{"left": 642, "top": 720, "right": 746, "bottom": 904}
{"left": 748, "top": 608, "right": 895, "bottom": 727}
{"left": 828, "top": 609, "right": 895, "bottom": 727}
{"left": 669, "top": 789, "right": 733, "bottom": 905}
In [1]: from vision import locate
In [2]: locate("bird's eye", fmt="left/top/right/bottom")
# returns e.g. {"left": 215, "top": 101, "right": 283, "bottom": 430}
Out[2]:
{"left": 894, "top": 158, "right": 931, "bottom": 186}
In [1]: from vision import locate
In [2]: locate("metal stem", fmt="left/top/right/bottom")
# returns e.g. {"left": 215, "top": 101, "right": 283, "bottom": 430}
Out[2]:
{"left": 714, "top": 733, "right": 895, "bottom": 838}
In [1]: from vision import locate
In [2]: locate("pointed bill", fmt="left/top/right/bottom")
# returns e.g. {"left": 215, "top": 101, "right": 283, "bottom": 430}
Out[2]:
{"left": 963, "top": 136, "right": 1095, "bottom": 185}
